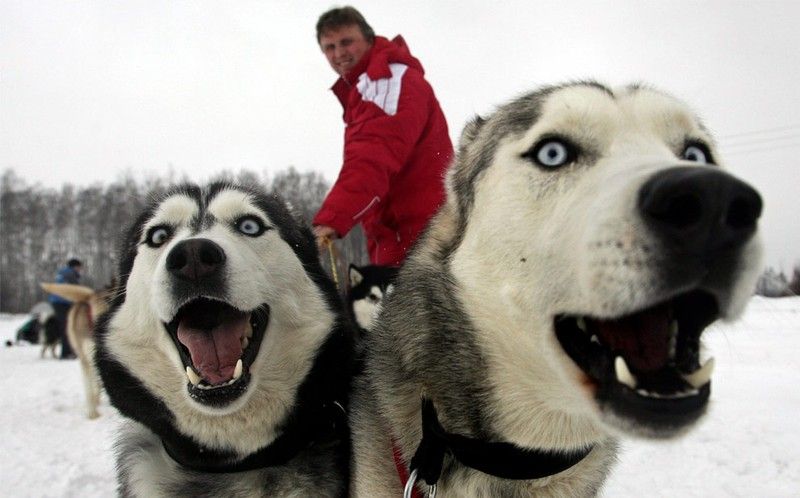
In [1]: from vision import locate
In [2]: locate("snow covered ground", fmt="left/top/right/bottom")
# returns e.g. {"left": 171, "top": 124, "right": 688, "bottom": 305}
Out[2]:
{"left": 0, "top": 296, "right": 798, "bottom": 497}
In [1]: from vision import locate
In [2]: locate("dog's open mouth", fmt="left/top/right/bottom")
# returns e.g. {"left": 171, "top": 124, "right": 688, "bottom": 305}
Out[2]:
{"left": 164, "top": 298, "right": 269, "bottom": 406}
{"left": 554, "top": 290, "right": 719, "bottom": 432}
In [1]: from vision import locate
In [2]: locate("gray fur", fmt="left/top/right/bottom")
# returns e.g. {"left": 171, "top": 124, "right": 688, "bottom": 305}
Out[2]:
{"left": 116, "top": 421, "right": 344, "bottom": 498}
{"left": 351, "top": 82, "right": 762, "bottom": 496}
{"left": 96, "top": 183, "right": 352, "bottom": 497}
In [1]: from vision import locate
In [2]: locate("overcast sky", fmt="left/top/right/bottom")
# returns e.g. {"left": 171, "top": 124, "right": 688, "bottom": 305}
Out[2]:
{"left": 2, "top": 0, "right": 798, "bottom": 270}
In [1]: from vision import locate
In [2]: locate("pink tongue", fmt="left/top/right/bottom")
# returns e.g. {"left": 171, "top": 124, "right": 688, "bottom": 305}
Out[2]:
{"left": 595, "top": 303, "right": 672, "bottom": 373}
{"left": 177, "top": 313, "right": 247, "bottom": 385}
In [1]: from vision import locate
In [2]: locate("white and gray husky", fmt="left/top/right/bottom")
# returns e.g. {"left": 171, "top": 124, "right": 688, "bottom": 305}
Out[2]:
{"left": 350, "top": 82, "right": 764, "bottom": 497}
{"left": 95, "top": 183, "right": 354, "bottom": 497}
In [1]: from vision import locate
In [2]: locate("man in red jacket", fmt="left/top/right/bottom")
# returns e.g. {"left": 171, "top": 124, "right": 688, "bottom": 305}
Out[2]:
{"left": 313, "top": 6, "right": 454, "bottom": 267}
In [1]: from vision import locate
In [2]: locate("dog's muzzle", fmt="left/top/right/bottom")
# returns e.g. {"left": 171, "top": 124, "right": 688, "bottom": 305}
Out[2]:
{"left": 555, "top": 166, "right": 762, "bottom": 435}
{"left": 162, "top": 238, "right": 270, "bottom": 407}
{"left": 164, "top": 299, "right": 269, "bottom": 407}
{"left": 638, "top": 166, "right": 762, "bottom": 258}
{"left": 555, "top": 290, "right": 717, "bottom": 434}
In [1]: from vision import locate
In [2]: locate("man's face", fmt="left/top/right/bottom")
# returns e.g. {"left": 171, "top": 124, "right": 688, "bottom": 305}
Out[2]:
{"left": 319, "top": 24, "right": 372, "bottom": 77}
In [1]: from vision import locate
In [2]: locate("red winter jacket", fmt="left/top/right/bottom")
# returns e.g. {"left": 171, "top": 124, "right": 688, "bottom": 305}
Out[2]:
{"left": 313, "top": 35, "right": 453, "bottom": 266}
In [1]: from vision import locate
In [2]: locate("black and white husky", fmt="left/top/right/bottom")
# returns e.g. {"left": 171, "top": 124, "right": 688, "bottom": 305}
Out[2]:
{"left": 347, "top": 264, "right": 398, "bottom": 333}
{"left": 350, "top": 82, "right": 764, "bottom": 497}
{"left": 95, "top": 183, "right": 354, "bottom": 497}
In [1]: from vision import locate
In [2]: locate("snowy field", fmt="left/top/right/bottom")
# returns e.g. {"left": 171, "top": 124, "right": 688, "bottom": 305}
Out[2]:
{"left": 0, "top": 296, "right": 798, "bottom": 497}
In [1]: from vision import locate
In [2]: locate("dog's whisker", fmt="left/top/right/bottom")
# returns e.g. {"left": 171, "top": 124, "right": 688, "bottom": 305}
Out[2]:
{"left": 93, "top": 182, "right": 353, "bottom": 493}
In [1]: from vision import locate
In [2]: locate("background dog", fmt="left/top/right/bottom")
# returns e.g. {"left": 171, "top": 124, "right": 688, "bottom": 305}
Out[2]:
{"left": 40, "top": 282, "right": 112, "bottom": 419}
{"left": 347, "top": 264, "right": 398, "bottom": 333}
{"left": 94, "top": 182, "right": 355, "bottom": 496}
{"left": 24, "top": 298, "right": 60, "bottom": 359}
{"left": 351, "top": 82, "right": 763, "bottom": 496}
{"left": 38, "top": 311, "right": 60, "bottom": 358}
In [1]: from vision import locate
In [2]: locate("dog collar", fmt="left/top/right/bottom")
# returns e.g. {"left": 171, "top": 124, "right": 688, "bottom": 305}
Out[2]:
{"left": 402, "top": 398, "right": 593, "bottom": 495}
{"left": 161, "top": 400, "right": 347, "bottom": 474}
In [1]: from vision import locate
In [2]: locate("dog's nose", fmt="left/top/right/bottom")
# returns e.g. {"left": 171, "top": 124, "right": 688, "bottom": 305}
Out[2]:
{"left": 638, "top": 166, "right": 762, "bottom": 255}
{"left": 166, "top": 238, "right": 226, "bottom": 281}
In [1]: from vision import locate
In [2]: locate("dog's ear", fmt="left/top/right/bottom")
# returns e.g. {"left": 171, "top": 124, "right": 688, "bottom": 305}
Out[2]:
{"left": 459, "top": 115, "right": 486, "bottom": 150}
{"left": 349, "top": 265, "right": 364, "bottom": 288}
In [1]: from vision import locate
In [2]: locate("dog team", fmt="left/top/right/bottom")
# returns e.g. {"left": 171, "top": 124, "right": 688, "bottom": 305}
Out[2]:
{"left": 53, "top": 6, "right": 764, "bottom": 497}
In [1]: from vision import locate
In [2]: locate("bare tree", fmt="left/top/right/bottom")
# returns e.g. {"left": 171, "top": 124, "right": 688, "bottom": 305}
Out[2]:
{"left": 0, "top": 167, "right": 370, "bottom": 312}
{"left": 755, "top": 267, "right": 791, "bottom": 297}
{"left": 788, "top": 265, "right": 800, "bottom": 296}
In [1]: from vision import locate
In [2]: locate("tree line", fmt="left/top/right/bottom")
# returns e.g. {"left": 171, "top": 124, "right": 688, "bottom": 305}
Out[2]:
{"left": 756, "top": 266, "right": 800, "bottom": 297}
{"left": 0, "top": 168, "right": 367, "bottom": 313}
{"left": 1, "top": 167, "right": 797, "bottom": 313}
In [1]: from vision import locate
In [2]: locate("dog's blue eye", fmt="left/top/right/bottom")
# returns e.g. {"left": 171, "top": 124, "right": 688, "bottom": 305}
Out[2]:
{"left": 146, "top": 225, "right": 172, "bottom": 248}
{"left": 236, "top": 216, "right": 266, "bottom": 237}
{"left": 682, "top": 143, "right": 712, "bottom": 164}
{"left": 526, "top": 139, "right": 576, "bottom": 169}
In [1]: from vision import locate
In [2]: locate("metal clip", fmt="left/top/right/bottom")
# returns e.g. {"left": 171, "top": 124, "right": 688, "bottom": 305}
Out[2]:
{"left": 404, "top": 469, "right": 437, "bottom": 498}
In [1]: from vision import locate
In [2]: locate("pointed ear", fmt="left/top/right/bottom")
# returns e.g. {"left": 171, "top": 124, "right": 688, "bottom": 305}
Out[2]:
{"left": 458, "top": 115, "right": 486, "bottom": 150}
{"left": 349, "top": 265, "right": 364, "bottom": 288}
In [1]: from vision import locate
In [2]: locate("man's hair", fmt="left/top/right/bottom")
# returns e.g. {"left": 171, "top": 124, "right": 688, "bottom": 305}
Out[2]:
{"left": 67, "top": 258, "right": 82, "bottom": 268}
{"left": 316, "top": 6, "right": 375, "bottom": 43}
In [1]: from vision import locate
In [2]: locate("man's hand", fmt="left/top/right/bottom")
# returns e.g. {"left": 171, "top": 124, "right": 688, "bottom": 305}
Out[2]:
{"left": 313, "top": 225, "right": 338, "bottom": 252}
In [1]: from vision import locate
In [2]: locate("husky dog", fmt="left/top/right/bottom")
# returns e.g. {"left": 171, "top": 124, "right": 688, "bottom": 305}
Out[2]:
{"left": 351, "top": 82, "right": 763, "bottom": 497}
{"left": 347, "top": 264, "right": 398, "bottom": 333}
{"left": 95, "top": 183, "right": 354, "bottom": 497}
{"left": 39, "top": 313, "right": 60, "bottom": 358}
{"left": 41, "top": 282, "right": 112, "bottom": 418}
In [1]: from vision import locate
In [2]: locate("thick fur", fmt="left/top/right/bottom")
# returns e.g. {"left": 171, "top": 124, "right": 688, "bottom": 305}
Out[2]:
{"left": 351, "top": 82, "right": 763, "bottom": 496}
{"left": 95, "top": 183, "right": 354, "bottom": 497}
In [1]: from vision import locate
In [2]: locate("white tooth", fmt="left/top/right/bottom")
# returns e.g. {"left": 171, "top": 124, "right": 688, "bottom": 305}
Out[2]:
{"left": 615, "top": 356, "right": 637, "bottom": 389}
{"left": 233, "top": 359, "right": 243, "bottom": 380}
{"left": 242, "top": 336, "right": 249, "bottom": 350}
{"left": 245, "top": 319, "right": 253, "bottom": 338}
{"left": 186, "top": 366, "right": 201, "bottom": 386}
{"left": 590, "top": 335, "right": 601, "bottom": 345}
{"left": 576, "top": 317, "right": 587, "bottom": 332}
{"left": 683, "top": 357, "right": 715, "bottom": 388}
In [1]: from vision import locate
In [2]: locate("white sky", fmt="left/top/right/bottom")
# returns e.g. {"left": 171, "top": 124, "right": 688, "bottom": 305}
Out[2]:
{"left": 2, "top": 0, "right": 799, "bottom": 270}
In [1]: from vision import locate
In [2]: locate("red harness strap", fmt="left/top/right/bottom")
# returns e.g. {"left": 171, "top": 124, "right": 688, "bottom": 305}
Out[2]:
{"left": 392, "top": 440, "right": 422, "bottom": 498}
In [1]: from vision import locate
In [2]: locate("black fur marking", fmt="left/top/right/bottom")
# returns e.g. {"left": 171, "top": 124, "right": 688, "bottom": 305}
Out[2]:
{"left": 96, "top": 182, "right": 356, "bottom": 495}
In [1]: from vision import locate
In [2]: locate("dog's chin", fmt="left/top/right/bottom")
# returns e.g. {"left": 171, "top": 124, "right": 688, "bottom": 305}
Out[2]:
{"left": 554, "top": 289, "right": 718, "bottom": 437}
{"left": 163, "top": 297, "right": 270, "bottom": 409}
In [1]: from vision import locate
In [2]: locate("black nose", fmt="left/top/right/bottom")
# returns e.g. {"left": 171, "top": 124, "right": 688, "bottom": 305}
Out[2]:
{"left": 638, "top": 167, "right": 762, "bottom": 255}
{"left": 166, "top": 238, "right": 226, "bottom": 281}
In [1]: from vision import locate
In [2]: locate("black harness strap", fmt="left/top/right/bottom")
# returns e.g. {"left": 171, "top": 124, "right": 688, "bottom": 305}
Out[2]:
{"left": 162, "top": 400, "right": 347, "bottom": 474}
{"left": 410, "top": 399, "right": 593, "bottom": 487}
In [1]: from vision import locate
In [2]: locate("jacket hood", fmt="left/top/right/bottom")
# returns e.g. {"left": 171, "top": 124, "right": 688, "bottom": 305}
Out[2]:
{"left": 340, "top": 35, "right": 424, "bottom": 85}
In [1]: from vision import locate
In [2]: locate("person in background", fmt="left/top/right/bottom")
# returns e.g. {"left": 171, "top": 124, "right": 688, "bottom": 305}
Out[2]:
{"left": 312, "top": 6, "right": 454, "bottom": 267}
{"left": 47, "top": 258, "right": 82, "bottom": 359}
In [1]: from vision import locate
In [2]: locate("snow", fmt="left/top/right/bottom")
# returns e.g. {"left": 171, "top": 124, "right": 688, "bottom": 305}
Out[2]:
{"left": 1, "top": 297, "right": 798, "bottom": 496}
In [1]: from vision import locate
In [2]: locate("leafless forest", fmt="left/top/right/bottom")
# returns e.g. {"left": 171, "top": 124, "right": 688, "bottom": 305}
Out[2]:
{"left": 0, "top": 168, "right": 367, "bottom": 313}
{"left": 1, "top": 167, "right": 796, "bottom": 313}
